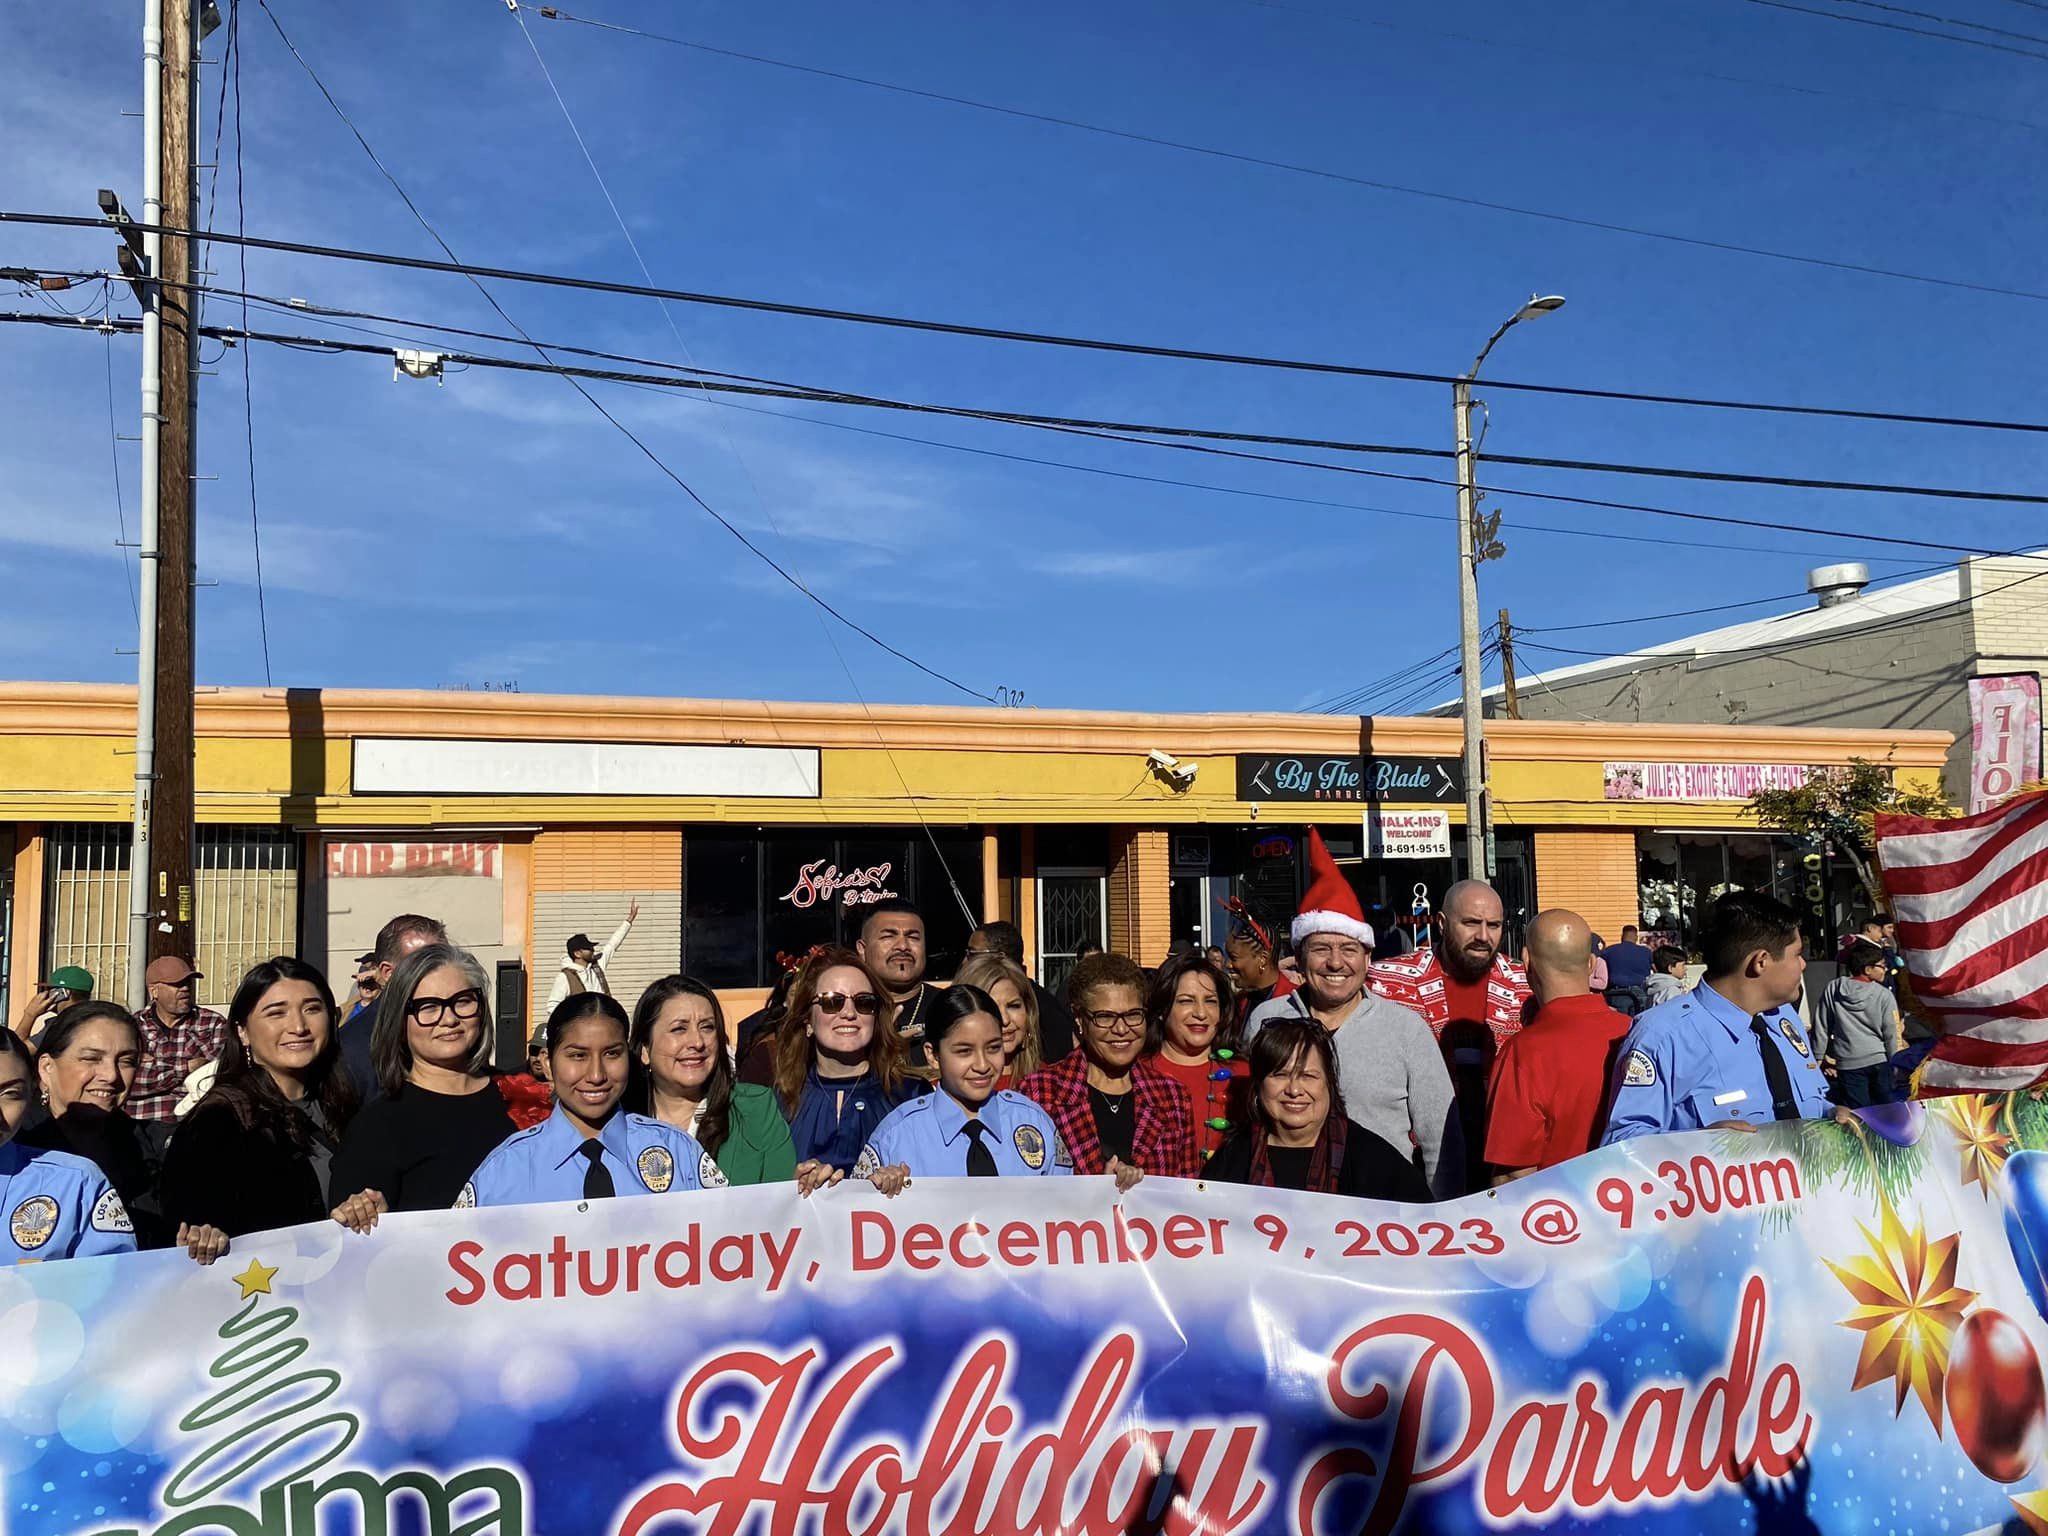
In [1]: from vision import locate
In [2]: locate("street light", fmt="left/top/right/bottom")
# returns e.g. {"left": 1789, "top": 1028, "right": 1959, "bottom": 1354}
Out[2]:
{"left": 1454, "top": 294, "right": 1566, "bottom": 882}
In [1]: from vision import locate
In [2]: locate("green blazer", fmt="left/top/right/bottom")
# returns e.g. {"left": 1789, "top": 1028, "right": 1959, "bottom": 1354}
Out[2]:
{"left": 713, "top": 1083, "right": 798, "bottom": 1186}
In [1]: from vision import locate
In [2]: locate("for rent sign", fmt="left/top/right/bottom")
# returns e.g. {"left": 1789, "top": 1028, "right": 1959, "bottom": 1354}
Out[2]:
{"left": 324, "top": 840, "right": 502, "bottom": 878}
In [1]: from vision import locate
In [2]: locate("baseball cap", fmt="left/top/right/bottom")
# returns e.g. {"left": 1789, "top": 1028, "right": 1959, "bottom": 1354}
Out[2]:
{"left": 49, "top": 966, "right": 94, "bottom": 993}
{"left": 354, "top": 952, "right": 377, "bottom": 969}
{"left": 565, "top": 933, "right": 594, "bottom": 955}
{"left": 144, "top": 955, "right": 202, "bottom": 986}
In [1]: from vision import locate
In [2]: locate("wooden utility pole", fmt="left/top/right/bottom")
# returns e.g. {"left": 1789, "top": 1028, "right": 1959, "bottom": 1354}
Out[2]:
{"left": 152, "top": 0, "right": 197, "bottom": 962}
{"left": 1498, "top": 606, "right": 1521, "bottom": 721}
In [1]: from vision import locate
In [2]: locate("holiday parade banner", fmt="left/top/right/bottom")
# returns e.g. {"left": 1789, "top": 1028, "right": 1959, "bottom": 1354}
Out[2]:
{"left": 13, "top": 1098, "right": 2048, "bottom": 1534}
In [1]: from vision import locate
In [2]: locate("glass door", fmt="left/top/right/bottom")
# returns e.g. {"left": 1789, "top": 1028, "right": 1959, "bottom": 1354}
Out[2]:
{"left": 1037, "top": 868, "right": 1106, "bottom": 998}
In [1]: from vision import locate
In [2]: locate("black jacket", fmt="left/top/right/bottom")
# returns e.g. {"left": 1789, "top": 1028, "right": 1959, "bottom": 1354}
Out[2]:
{"left": 161, "top": 1099, "right": 335, "bottom": 1238}
{"left": 19, "top": 1108, "right": 176, "bottom": 1248}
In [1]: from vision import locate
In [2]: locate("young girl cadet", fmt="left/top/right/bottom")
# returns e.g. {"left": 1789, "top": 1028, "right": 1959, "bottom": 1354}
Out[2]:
{"left": 0, "top": 1029, "right": 136, "bottom": 1261}
{"left": 459, "top": 994, "right": 726, "bottom": 1208}
{"left": 855, "top": 986, "right": 1072, "bottom": 1191}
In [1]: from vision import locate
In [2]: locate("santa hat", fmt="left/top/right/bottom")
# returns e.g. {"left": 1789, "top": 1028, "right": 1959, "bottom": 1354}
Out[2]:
{"left": 1290, "top": 828, "right": 1375, "bottom": 950}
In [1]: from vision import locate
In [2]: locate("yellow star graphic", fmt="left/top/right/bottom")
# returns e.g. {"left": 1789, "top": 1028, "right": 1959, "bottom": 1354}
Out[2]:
{"left": 1931, "top": 1095, "right": 2015, "bottom": 1195}
{"left": 2013, "top": 1489, "right": 2048, "bottom": 1535}
{"left": 1823, "top": 1201, "right": 1977, "bottom": 1434}
{"left": 232, "top": 1259, "right": 278, "bottom": 1300}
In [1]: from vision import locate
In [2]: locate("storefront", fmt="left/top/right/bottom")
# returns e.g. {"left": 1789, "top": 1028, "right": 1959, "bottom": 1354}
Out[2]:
{"left": 0, "top": 686, "right": 1952, "bottom": 1031}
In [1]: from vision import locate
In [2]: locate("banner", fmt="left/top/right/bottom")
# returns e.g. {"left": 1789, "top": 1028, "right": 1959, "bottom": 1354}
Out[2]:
{"left": 13, "top": 1098, "right": 2048, "bottom": 1533}
{"left": 1603, "top": 761, "right": 1812, "bottom": 801}
{"left": 1969, "top": 674, "right": 2043, "bottom": 813}
{"left": 1363, "top": 809, "right": 1451, "bottom": 861}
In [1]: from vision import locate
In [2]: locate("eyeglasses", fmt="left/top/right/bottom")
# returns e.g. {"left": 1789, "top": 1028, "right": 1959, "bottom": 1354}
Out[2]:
{"left": 1082, "top": 1009, "right": 1148, "bottom": 1036}
{"left": 814, "top": 991, "right": 881, "bottom": 1017}
{"left": 407, "top": 989, "right": 485, "bottom": 1026}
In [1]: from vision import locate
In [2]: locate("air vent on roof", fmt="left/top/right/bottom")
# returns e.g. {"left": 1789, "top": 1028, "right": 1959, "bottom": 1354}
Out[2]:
{"left": 1807, "top": 563, "right": 1870, "bottom": 608}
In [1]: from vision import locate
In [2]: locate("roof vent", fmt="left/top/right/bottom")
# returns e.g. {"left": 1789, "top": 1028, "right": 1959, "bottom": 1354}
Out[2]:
{"left": 1807, "top": 562, "right": 1870, "bottom": 608}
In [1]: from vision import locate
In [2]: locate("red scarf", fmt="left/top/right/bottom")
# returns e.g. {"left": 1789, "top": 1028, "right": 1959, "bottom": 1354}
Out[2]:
{"left": 1247, "top": 1116, "right": 1348, "bottom": 1193}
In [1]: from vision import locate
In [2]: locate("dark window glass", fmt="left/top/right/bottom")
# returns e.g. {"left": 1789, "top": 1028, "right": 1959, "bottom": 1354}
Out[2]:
{"left": 838, "top": 836, "right": 913, "bottom": 949}
{"left": 683, "top": 836, "right": 758, "bottom": 988}
{"left": 761, "top": 831, "right": 843, "bottom": 979}
{"left": 914, "top": 832, "right": 981, "bottom": 978}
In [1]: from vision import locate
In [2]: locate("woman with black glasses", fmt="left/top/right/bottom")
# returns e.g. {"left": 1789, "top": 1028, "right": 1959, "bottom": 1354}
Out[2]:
{"left": 330, "top": 944, "right": 521, "bottom": 1212}
{"left": 772, "top": 947, "right": 924, "bottom": 1187}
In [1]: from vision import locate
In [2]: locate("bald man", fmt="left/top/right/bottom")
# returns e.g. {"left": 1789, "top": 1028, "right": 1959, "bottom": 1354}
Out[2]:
{"left": 1372, "top": 879, "right": 1532, "bottom": 1189}
{"left": 1483, "top": 909, "right": 1633, "bottom": 1183}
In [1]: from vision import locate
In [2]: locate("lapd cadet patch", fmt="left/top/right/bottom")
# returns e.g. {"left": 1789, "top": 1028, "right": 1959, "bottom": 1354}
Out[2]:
{"left": 90, "top": 1188, "right": 132, "bottom": 1235}
{"left": 454, "top": 1182, "right": 476, "bottom": 1209}
{"left": 637, "top": 1145, "right": 675, "bottom": 1194}
{"left": 10, "top": 1196, "right": 60, "bottom": 1251}
{"left": 1053, "top": 1130, "right": 1074, "bottom": 1170}
{"left": 1623, "top": 1050, "right": 1656, "bottom": 1087}
{"left": 852, "top": 1144, "right": 882, "bottom": 1180}
{"left": 699, "top": 1151, "right": 729, "bottom": 1190}
{"left": 1780, "top": 1020, "right": 1811, "bottom": 1058}
{"left": 1014, "top": 1124, "right": 1047, "bottom": 1170}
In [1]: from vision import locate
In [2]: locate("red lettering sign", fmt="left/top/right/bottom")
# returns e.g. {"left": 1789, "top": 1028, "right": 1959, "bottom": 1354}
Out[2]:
{"left": 779, "top": 859, "right": 897, "bottom": 910}
{"left": 325, "top": 841, "right": 502, "bottom": 879}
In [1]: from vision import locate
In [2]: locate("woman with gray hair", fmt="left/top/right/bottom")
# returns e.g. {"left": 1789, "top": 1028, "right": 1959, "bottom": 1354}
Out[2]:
{"left": 330, "top": 943, "right": 521, "bottom": 1211}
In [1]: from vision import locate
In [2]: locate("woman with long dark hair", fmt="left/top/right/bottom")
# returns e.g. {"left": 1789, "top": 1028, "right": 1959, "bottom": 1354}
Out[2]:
{"left": 160, "top": 957, "right": 386, "bottom": 1239}
{"left": 1206, "top": 1017, "right": 1428, "bottom": 1200}
{"left": 330, "top": 944, "right": 527, "bottom": 1212}
{"left": 629, "top": 976, "right": 795, "bottom": 1186}
{"left": 0, "top": 1028, "right": 136, "bottom": 1262}
{"left": 462, "top": 993, "right": 724, "bottom": 1206}
{"left": 773, "top": 947, "right": 923, "bottom": 1188}
{"left": 21, "top": 1000, "right": 228, "bottom": 1259}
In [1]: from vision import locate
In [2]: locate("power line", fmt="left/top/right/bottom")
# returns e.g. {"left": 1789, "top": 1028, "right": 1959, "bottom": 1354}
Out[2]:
{"left": 10, "top": 306, "right": 2035, "bottom": 564}
{"left": 523, "top": 3, "right": 2047, "bottom": 304}
{"left": 1739, "top": 0, "right": 2048, "bottom": 59}
{"left": 1826, "top": 0, "right": 2048, "bottom": 47}
{"left": 15, "top": 212, "right": 2048, "bottom": 434}
{"left": 244, "top": 0, "right": 994, "bottom": 705}
{"left": 1514, "top": 567, "right": 1954, "bottom": 632}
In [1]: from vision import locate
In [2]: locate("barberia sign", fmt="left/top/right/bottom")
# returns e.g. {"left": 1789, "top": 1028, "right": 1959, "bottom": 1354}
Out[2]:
{"left": 324, "top": 840, "right": 501, "bottom": 878}
{"left": 780, "top": 859, "right": 898, "bottom": 909}
{"left": 1235, "top": 754, "right": 1462, "bottom": 803}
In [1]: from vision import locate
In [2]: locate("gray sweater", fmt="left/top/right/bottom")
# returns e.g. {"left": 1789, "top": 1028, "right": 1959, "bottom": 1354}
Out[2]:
{"left": 1813, "top": 976, "right": 1901, "bottom": 1070}
{"left": 1245, "top": 988, "right": 1463, "bottom": 1199}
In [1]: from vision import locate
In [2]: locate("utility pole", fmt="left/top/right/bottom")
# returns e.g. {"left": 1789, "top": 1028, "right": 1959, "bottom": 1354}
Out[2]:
{"left": 1453, "top": 294, "right": 1566, "bottom": 886}
{"left": 124, "top": 0, "right": 200, "bottom": 1005}
{"left": 1498, "top": 606, "right": 1521, "bottom": 721}
{"left": 1453, "top": 378, "right": 1488, "bottom": 883}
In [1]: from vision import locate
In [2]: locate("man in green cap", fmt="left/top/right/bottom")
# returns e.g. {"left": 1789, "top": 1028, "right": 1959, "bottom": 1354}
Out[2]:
{"left": 9, "top": 965, "right": 94, "bottom": 1045}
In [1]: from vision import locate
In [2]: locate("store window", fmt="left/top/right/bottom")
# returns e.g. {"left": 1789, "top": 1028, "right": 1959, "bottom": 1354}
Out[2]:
{"left": 684, "top": 827, "right": 981, "bottom": 987}
{"left": 1636, "top": 832, "right": 1847, "bottom": 956}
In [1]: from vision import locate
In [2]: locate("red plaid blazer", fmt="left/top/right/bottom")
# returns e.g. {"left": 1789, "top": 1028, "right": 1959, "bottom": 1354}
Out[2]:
{"left": 1018, "top": 1053, "right": 1198, "bottom": 1179}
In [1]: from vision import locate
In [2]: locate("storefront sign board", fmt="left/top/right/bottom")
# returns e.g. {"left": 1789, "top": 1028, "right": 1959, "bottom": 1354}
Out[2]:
{"left": 1603, "top": 762, "right": 1811, "bottom": 801}
{"left": 1236, "top": 754, "right": 1461, "bottom": 802}
{"left": 1968, "top": 673, "right": 2043, "bottom": 812}
{"left": 1364, "top": 807, "right": 1452, "bottom": 859}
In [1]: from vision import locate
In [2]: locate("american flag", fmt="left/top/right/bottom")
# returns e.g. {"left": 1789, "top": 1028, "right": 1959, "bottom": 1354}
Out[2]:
{"left": 1878, "top": 786, "right": 2048, "bottom": 1093}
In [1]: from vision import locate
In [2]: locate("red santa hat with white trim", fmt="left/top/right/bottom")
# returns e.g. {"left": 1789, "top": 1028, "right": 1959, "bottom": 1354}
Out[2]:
{"left": 1290, "top": 827, "right": 1375, "bottom": 950}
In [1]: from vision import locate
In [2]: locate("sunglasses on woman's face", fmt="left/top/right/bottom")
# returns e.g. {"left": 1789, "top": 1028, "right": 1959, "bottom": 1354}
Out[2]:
{"left": 814, "top": 991, "right": 881, "bottom": 1017}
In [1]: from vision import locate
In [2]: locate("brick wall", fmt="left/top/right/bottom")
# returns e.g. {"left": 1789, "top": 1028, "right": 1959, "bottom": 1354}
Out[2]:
{"left": 1532, "top": 830, "right": 1640, "bottom": 938}
{"left": 1106, "top": 827, "right": 1172, "bottom": 966}
{"left": 530, "top": 828, "right": 682, "bottom": 1031}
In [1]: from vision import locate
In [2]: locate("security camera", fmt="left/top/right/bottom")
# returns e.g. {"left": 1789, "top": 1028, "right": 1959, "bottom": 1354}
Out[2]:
{"left": 1147, "top": 749, "right": 1180, "bottom": 774}
{"left": 1147, "top": 750, "right": 1197, "bottom": 791}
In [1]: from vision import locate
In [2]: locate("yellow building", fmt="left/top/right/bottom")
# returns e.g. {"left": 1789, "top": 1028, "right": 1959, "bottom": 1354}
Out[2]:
{"left": 0, "top": 683, "right": 1949, "bottom": 1035}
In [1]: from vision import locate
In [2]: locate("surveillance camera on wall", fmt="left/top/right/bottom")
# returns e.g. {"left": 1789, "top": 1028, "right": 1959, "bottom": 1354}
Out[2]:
{"left": 1147, "top": 749, "right": 1197, "bottom": 791}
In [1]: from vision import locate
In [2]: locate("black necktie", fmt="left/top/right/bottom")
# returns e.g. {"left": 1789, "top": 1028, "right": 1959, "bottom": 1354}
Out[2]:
{"left": 579, "top": 1140, "right": 616, "bottom": 1199}
{"left": 1749, "top": 1016, "right": 1802, "bottom": 1121}
{"left": 963, "top": 1119, "right": 999, "bottom": 1177}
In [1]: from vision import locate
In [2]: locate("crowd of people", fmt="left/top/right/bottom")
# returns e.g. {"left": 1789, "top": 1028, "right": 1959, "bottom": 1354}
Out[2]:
{"left": 0, "top": 828, "right": 1896, "bottom": 1266}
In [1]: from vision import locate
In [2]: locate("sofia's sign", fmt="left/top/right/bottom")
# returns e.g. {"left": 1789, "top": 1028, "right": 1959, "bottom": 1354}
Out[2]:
{"left": 779, "top": 858, "right": 898, "bottom": 909}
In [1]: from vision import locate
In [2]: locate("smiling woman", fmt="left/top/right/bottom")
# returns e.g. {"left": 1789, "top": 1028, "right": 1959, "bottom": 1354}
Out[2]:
{"left": 627, "top": 975, "right": 796, "bottom": 1186}
{"left": 328, "top": 944, "right": 522, "bottom": 1213}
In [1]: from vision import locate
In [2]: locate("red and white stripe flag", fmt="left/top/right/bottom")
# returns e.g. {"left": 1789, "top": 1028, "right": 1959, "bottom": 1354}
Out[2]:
{"left": 1877, "top": 786, "right": 2048, "bottom": 1093}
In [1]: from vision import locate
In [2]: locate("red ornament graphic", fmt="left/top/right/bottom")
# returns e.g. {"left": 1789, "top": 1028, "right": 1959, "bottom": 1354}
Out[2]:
{"left": 1947, "top": 1309, "right": 2048, "bottom": 1483}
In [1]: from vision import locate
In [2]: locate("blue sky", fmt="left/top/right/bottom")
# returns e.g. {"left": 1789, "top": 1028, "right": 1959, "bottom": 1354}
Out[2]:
{"left": 3, "top": 0, "right": 2044, "bottom": 713}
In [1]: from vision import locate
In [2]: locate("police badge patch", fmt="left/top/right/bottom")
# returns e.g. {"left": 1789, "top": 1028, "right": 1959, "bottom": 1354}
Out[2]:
{"left": 1013, "top": 1124, "right": 1047, "bottom": 1170}
{"left": 10, "top": 1195, "right": 60, "bottom": 1251}
{"left": 1623, "top": 1049, "right": 1656, "bottom": 1087}
{"left": 90, "top": 1188, "right": 133, "bottom": 1234}
{"left": 1780, "top": 1020, "right": 1812, "bottom": 1058}
{"left": 852, "top": 1144, "right": 882, "bottom": 1180}
{"left": 699, "top": 1151, "right": 729, "bottom": 1190}
{"left": 454, "top": 1182, "right": 476, "bottom": 1209}
{"left": 637, "top": 1145, "right": 675, "bottom": 1193}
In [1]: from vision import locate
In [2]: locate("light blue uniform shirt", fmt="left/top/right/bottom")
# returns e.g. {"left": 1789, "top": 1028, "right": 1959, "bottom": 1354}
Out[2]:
{"left": 457, "top": 1104, "right": 725, "bottom": 1208}
{"left": 1601, "top": 981, "right": 1833, "bottom": 1143}
{"left": 855, "top": 1089, "right": 1074, "bottom": 1179}
{"left": 2, "top": 1140, "right": 136, "bottom": 1262}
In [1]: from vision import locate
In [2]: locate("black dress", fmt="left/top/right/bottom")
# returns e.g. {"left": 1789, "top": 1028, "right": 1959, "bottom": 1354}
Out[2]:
{"left": 19, "top": 1108, "right": 176, "bottom": 1248}
{"left": 1207, "top": 1118, "right": 1429, "bottom": 1202}
{"left": 160, "top": 1097, "right": 338, "bottom": 1238}
{"left": 330, "top": 1081, "right": 518, "bottom": 1211}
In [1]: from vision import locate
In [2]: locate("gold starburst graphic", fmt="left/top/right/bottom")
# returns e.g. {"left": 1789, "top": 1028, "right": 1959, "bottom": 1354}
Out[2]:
{"left": 2013, "top": 1489, "right": 2048, "bottom": 1535}
{"left": 1932, "top": 1096, "right": 2015, "bottom": 1195}
{"left": 1823, "top": 1201, "right": 1978, "bottom": 1434}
